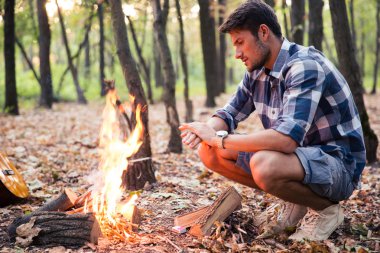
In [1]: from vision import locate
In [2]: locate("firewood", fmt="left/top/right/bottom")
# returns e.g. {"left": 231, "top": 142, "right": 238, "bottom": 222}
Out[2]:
{"left": 174, "top": 186, "right": 242, "bottom": 237}
{"left": 11, "top": 211, "right": 102, "bottom": 248}
{"left": 8, "top": 188, "right": 78, "bottom": 239}
{"left": 123, "top": 205, "right": 141, "bottom": 231}
{"left": 73, "top": 189, "right": 92, "bottom": 208}
{"left": 36, "top": 188, "right": 78, "bottom": 212}
{"left": 174, "top": 206, "right": 209, "bottom": 228}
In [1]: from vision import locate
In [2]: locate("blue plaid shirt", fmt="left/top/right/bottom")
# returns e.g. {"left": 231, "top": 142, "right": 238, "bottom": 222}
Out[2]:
{"left": 214, "top": 39, "right": 366, "bottom": 183}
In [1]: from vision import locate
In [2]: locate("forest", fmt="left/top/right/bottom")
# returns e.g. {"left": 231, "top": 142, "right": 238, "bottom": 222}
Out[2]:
{"left": 0, "top": 0, "right": 380, "bottom": 252}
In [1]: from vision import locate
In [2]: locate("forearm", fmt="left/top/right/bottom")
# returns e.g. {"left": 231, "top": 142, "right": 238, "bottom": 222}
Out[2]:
{"left": 207, "top": 116, "right": 229, "bottom": 131}
{"left": 222, "top": 129, "right": 298, "bottom": 154}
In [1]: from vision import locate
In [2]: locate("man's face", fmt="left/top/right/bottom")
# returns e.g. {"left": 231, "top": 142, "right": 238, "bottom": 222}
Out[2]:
{"left": 230, "top": 29, "right": 270, "bottom": 72}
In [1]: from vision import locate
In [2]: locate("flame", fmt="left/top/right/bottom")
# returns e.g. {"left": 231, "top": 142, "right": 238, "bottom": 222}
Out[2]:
{"left": 85, "top": 89, "right": 144, "bottom": 241}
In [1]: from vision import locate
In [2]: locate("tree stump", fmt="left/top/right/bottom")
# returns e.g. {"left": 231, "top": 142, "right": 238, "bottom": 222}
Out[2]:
{"left": 9, "top": 211, "right": 102, "bottom": 248}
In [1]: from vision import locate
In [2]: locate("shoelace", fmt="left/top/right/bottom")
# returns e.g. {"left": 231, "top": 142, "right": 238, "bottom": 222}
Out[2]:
{"left": 298, "top": 209, "right": 324, "bottom": 233}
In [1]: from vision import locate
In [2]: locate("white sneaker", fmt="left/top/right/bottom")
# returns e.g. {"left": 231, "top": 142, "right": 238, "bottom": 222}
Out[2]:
{"left": 289, "top": 204, "right": 344, "bottom": 241}
{"left": 255, "top": 202, "right": 307, "bottom": 239}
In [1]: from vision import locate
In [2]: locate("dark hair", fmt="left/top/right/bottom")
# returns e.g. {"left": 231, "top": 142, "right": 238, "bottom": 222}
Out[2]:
{"left": 219, "top": 0, "right": 282, "bottom": 38}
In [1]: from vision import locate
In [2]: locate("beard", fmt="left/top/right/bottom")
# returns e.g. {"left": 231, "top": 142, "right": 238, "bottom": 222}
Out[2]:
{"left": 247, "top": 39, "right": 270, "bottom": 72}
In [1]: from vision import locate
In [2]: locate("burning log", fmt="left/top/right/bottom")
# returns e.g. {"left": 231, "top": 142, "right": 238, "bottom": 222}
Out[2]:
{"left": 12, "top": 211, "right": 101, "bottom": 248}
{"left": 174, "top": 186, "right": 242, "bottom": 237}
{"left": 8, "top": 188, "right": 79, "bottom": 240}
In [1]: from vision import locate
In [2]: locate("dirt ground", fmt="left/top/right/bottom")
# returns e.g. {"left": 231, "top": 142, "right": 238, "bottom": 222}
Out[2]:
{"left": 0, "top": 93, "right": 379, "bottom": 252}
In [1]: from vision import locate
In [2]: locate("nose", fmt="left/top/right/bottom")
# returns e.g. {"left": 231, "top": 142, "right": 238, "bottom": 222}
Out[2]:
{"left": 235, "top": 49, "right": 242, "bottom": 59}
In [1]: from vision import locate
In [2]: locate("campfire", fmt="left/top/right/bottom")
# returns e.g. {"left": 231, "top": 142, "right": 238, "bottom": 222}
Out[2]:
{"left": 8, "top": 84, "right": 143, "bottom": 248}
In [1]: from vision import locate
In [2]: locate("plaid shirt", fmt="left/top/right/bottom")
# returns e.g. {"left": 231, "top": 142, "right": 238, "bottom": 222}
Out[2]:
{"left": 214, "top": 39, "right": 366, "bottom": 183}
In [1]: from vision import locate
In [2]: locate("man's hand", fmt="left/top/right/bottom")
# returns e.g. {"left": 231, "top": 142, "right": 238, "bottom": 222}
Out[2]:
{"left": 180, "top": 131, "right": 202, "bottom": 149}
{"left": 179, "top": 122, "right": 216, "bottom": 148}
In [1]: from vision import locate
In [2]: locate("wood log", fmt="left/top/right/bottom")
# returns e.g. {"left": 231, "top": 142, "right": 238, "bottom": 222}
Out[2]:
{"left": 8, "top": 188, "right": 78, "bottom": 240}
{"left": 123, "top": 205, "right": 141, "bottom": 232}
{"left": 174, "top": 186, "right": 242, "bottom": 237}
{"left": 12, "top": 211, "right": 102, "bottom": 248}
{"left": 73, "top": 189, "right": 92, "bottom": 208}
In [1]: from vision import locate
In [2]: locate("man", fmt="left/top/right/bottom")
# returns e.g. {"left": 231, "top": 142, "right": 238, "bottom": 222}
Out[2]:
{"left": 179, "top": 0, "right": 366, "bottom": 241}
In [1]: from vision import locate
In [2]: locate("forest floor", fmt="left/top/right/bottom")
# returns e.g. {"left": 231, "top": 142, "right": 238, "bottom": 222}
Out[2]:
{"left": 0, "top": 92, "right": 379, "bottom": 253}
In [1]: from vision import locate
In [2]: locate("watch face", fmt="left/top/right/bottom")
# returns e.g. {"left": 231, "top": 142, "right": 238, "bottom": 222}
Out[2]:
{"left": 216, "top": 130, "right": 228, "bottom": 137}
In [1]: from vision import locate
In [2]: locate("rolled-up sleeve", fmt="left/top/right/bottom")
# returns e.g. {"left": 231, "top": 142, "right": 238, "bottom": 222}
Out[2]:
{"left": 272, "top": 59, "right": 326, "bottom": 145}
{"left": 213, "top": 72, "right": 256, "bottom": 133}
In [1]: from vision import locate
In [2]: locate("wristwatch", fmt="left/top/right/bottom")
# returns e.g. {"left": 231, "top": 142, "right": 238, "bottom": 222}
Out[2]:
{"left": 215, "top": 130, "right": 228, "bottom": 149}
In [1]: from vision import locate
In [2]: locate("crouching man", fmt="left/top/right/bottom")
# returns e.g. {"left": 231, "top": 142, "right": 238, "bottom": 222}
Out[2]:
{"left": 179, "top": 0, "right": 366, "bottom": 241}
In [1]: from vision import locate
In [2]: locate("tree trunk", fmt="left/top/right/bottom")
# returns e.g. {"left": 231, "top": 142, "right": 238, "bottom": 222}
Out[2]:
{"left": 308, "top": 0, "right": 323, "bottom": 51}
{"left": 4, "top": 0, "right": 18, "bottom": 115}
{"left": 153, "top": 39, "right": 164, "bottom": 88}
{"left": 290, "top": 0, "right": 305, "bottom": 44}
{"left": 151, "top": 0, "right": 183, "bottom": 153}
{"left": 55, "top": 0, "right": 87, "bottom": 104}
{"left": 127, "top": 16, "right": 154, "bottom": 105}
{"left": 175, "top": 0, "right": 193, "bottom": 122}
{"left": 108, "top": 0, "right": 156, "bottom": 190}
{"left": 329, "top": 0, "right": 378, "bottom": 163}
{"left": 198, "top": 0, "right": 218, "bottom": 107}
{"left": 84, "top": 34, "right": 90, "bottom": 78}
{"left": 282, "top": 0, "right": 290, "bottom": 39}
{"left": 359, "top": 17, "right": 365, "bottom": 79}
{"left": 98, "top": 3, "right": 106, "bottom": 96}
{"left": 349, "top": 0, "right": 358, "bottom": 57}
{"left": 218, "top": 0, "right": 227, "bottom": 94}
{"left": 372, "top": 0, "right": 380, "bottom": 95}
{"left": 36, "top": 0, "right": 53, "bottom": 108}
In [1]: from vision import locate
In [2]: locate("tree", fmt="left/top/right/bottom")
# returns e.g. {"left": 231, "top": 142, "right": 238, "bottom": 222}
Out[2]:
{"left": 372, "top": 0, "right": 380, "bottom": 94}
{"left": 151, "top": 0, "right": 182, "bottom": 153}
{"left": 218, "top": 0, "right": 227, "bottom": 94}
{"left": 127, "top": 16, "right": 154, "bottom": 104}
{"left": 282, "top": 0, "right": 290, "bottom": 39}
{"left": 37, "top": 0, "right": 53, "bottom": 108}
{"left": 308, "top": 0, "right": 323, "bottom": 51}
{"left": 290, "top": 0, "right": 305, "bottom": 44}
{"left": 108, "top": 0, "right": 156, "bottom": 190}
{"left": 3, "top": 0, "right": 18, "bottom": 115}
{"left": 55, "top": 0, "right": 87, "bottom": 104}
{"left": 329, "top": 0, "right": 378, "bottom": 163}
{"left": 175, "top": 0, "right": 193, "bottom": 122}
{"left": 264, "top": 0, "right": 275, "bottom": 8}
{"left": 198, "top": 0, "right": 218, "bottom": 107}
{"left": 98, "top": 2, "right": 106, "bottom": 96}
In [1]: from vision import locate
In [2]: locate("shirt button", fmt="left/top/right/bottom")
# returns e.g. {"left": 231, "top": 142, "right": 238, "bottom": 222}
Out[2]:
{"left": 272, "top": 110, "right": 275, "bottom": 114}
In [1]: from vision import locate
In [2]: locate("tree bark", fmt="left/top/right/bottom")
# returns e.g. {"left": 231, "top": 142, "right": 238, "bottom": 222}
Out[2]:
{"left": 349, "top": 0, "right": 358, "bottom": 57}
{"left": 198, "top": 0, "right": 218, "bottom": 107}
{"left": 37, "top": 0, "right": 53, "bottom": 108}
{"left": 127, "top": 16, "right": 154, "bottom": 105}
{"left": 329, "top": 0, "right": 378, "bottom": 163}
{"left": 218, "top": 0, "right": 227, "bottom": 94}
{"left": 282, "top": 0, "right": 290, "bottom": 39}
{"left": 151, "top": 0, "right": 183, "bottom": 153}
{"left": 4, "top": 0, "right": 18, "bottom": 115}
{"left": 290, "top": 0, "right": 305, "bottom": 44}
{"left": 372, "top": 0, "right": 380, "bottom": 95}
{"left": 108, "top": 0, "right": 156, "bottom": 189}
{"left": 55, "top": 0, "right": 87, "bottom": 104}
{"left": 308, "top": 0, "right": 323, "bottom": 51}
{"left": 98, "top": 3, "right": 106, "bottom": 96}
{"left": 175, "top": 0, "right": 193, "bottom": 122}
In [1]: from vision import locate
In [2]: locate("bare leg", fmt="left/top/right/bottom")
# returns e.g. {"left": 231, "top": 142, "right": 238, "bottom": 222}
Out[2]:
{"left": 198, "top": 143, "right": 260, "bottom": 189}
{"left": 249, "top": 150, "right": 334, "bottom": 210}
{"left": 198, "top": 144, "right": 333, "bottom": 210}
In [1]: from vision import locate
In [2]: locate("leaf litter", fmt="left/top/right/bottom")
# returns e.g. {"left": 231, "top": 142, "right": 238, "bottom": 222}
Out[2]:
{"left": 0, "top": 94, "right": 379, "bottom": 252}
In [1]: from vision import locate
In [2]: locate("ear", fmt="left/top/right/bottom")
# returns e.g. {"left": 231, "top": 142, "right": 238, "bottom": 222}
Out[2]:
{"left": 258, "top": 24, "right": 270, "bottom": 41}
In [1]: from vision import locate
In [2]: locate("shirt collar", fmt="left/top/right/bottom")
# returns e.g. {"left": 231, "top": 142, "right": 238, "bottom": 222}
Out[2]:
{"left": 268, "top": 38, "right": 292, "bottom": 79}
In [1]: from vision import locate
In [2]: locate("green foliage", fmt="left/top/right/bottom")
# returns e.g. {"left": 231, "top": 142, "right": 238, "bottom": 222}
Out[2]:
{"left": 1, "top": 0, "right": 379, "bottom": 111}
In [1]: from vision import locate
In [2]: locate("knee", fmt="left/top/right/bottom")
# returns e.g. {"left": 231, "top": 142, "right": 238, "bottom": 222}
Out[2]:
{"left": 198, "top": 144, "right": 219, "bottom": 169}
{"left": 250, "top": 151, "right": 278, "bottom": 192}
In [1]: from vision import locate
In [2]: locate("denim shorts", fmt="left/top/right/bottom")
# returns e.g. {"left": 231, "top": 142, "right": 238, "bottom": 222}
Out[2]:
{"left": 236, "top": 146, "right": 356, "bottom": 202}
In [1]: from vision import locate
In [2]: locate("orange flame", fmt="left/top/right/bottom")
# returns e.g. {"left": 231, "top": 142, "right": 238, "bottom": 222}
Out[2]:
{"left": 86, "top": 89, "right": 144, "bottom": 241}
